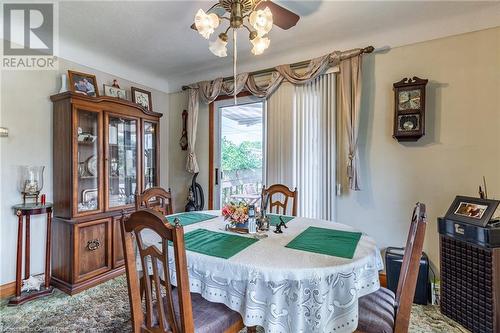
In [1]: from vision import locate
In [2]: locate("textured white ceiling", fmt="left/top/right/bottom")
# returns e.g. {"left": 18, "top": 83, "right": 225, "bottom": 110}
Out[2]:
{"left": 58, "top": 1, "right": 500, "bottom": 92}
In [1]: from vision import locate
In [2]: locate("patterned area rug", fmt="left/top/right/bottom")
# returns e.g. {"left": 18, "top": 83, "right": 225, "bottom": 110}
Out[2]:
{"left": 0, "top": 276, "right": 469, "bottom": 332}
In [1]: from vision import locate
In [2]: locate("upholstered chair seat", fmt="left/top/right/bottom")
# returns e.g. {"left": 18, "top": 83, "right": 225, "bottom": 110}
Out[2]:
{"left": 357, "top": 287, "right": 396, "bottom": 333}
{"left": 154, "top": 290, "right": 242, "bottom": 333}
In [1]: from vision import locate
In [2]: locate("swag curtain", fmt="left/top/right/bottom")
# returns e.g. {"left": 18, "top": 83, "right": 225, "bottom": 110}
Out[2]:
{"left": 186, "top": 47, "right": 367, "bottom": 190}
{"left": 267, "top": 73, "right": 336, "bottom": 219}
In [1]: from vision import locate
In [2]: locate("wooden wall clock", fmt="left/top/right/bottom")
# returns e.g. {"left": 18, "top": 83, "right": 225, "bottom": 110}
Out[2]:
{"left": 393, "top": 76, "right": 428, "bottom": 142}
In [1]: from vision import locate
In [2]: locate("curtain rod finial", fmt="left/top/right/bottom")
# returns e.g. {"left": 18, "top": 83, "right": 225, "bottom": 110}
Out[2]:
{"left": 363, "top": 46, "right": 374, "bottom": 54}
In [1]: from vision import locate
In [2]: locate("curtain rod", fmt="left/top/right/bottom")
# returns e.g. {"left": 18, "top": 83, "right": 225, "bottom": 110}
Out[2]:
{"left": 181, "top": 46, "right": 374, "bottom": 91}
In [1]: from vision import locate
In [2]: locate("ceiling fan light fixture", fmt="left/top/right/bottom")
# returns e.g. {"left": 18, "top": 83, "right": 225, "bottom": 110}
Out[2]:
{"left": 209, "top": 33, "right": 228, "bottom": 57}
{"left": 250, "top": 35, "right": 270, "bottom": 55}
{"left": 249, "top": 7, "right": 273, "bottom": 36}
{"left": 194, "top": 9, "right": 220, "bottom": 39}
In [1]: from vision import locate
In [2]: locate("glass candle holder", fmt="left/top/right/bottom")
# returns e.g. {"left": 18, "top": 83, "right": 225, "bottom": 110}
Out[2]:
{"left": 19, "top": 166, "right": 45, "bottom": 203}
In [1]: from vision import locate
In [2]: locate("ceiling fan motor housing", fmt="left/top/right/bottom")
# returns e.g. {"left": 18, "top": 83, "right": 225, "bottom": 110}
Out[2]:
{"left": 221, "top": 0, "right": 256, "bottom": 28}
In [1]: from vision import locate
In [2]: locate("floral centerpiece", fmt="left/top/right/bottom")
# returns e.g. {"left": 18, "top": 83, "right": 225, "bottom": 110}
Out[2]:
{"left": 222, "top": 201, "right": 249, "bottom": 224}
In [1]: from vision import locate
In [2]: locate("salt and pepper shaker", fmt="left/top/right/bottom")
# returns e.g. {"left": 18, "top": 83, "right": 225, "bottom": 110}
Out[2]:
{"left": 248, "top": 204, "right": 256, "bottom": 234}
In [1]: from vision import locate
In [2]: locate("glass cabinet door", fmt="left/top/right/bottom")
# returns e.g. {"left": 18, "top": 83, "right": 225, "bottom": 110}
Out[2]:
{"left": 76, "top": 109, "right": 101, "bottom": 213}
{"left": 143, "top": 121, "right": 157, "bottom": 190}
{"left": 107, "top": 116, "right": 138, "bottom": 208}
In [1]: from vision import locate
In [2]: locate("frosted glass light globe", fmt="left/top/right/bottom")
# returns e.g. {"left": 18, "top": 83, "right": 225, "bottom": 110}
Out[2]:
{"left": 194, "top": 9, "right": 220, "bottom": 39}
{"left": 249, "top": 7, "right": 273, "bottom": 37}
{"left": 209, "top": 36, "right": 228, "bottom": 57}
{"left": 251, "top": 36, "right": 270, "bottom": 55}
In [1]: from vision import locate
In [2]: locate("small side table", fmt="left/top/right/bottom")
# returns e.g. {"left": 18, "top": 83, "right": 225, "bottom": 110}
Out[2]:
{"left": 9, "top": 203, "right": 54, "bottom": 306}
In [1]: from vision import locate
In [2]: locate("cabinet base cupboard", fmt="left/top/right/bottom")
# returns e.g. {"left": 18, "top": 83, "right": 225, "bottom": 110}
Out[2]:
{"left": 50, "top": 92, "right": 162, "bottom": 294}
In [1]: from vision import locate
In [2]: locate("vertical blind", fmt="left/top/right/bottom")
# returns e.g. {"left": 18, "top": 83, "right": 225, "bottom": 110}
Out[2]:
{"left": 267, "top": 73, "right": 336, "bottom": 220}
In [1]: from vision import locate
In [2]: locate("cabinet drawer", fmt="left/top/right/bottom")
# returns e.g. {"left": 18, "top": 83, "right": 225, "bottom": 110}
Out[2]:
{"left": 74, "top": 218, "right": 112, "bottom": 283}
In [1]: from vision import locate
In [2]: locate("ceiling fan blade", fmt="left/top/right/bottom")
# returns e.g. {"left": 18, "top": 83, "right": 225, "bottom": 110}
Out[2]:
{"left": 190, "top": 3, "right": 226, "bottom": 31}
{"left": 256, "top": 1, "right": 300, "bottom": 30}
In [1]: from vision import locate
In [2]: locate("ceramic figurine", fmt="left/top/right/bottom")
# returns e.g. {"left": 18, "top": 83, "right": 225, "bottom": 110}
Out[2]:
{"left": 59, "top": 74, "right": 68, "bottom": 93}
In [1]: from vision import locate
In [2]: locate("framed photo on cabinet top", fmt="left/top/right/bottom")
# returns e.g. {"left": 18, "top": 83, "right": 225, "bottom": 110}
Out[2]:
{"left": 131, "top": 87, "right": 153, "bottom": 111}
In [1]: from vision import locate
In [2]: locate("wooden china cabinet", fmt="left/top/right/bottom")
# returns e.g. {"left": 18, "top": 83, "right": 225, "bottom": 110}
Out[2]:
{"left": 50, "top": 92, "right": 162, "bottom": 295}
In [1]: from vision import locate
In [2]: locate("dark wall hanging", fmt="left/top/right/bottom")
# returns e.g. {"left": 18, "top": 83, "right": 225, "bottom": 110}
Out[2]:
{"left": 179, "top": 110, "right": 188, "bottom": 151}
{"left": 393, "top": 76, "right": 428, "bottom": 142}
{"left": 185, "top": 172, "right": 204, "bottom": 212}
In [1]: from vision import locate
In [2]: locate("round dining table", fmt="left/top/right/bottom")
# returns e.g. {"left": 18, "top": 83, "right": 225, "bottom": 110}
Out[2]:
{"left": 140, "top": 211, "right": 383, "bottom": 333}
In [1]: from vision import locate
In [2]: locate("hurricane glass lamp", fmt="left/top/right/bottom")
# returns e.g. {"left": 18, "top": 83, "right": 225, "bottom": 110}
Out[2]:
{"left": 19, "top": 166, "right": 45, "bottom": 204}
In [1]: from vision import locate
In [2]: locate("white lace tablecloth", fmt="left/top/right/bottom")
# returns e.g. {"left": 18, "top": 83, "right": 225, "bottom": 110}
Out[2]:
{"left": 140, "top": 211, "right": 383, "bottom": 333}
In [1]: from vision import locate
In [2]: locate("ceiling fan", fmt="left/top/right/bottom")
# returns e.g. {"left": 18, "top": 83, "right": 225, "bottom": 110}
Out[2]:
{"left": 190, "top": 0, "right": 300, "bottom": 56}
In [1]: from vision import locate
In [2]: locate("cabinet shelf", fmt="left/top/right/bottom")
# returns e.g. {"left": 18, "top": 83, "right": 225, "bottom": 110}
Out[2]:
{"left": 108, "top": 143, "right": 135, "bottom": 149}
{"left": 109, "top": 176, "right": 137, "bottom": 179}
{"left": 77, "top": 141, "right": 97, "bottom": 145}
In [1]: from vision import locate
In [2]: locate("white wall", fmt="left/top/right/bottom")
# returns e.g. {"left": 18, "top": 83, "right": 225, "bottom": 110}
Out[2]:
{"left": 0, "top": 58, "right": 169, "bottom": 285}
{"left": 336, "top": 27, "right": 500, "bottom": 271}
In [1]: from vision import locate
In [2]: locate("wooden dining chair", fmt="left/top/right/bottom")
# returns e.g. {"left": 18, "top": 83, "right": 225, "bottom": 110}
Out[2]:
{"left": 261, "top": 184, "right": 298, "bottom": 216}
{"left": 121, "top": 209, "right": 245, "bottom": 333}
{"left": 355, "top": 202, "right": 427, "bottom": 333}
{"left": 136, "top": 187, "right": 174, "bottom": 215}
{"left": 135, "top": 187, "right": 174, "bottom": 299}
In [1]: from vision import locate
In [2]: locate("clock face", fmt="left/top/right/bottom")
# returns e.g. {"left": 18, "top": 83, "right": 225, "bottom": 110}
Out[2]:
{"left": 398, "top": 114, "right": 420, "bottom": 132}
{"left": 179, "top": 135, "right": 188, "bottom": 149}
{"left": 398, "top": 89, "right": 421, "bottom": 110}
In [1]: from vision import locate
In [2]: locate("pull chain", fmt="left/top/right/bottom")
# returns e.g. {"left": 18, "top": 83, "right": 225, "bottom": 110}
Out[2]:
{"left": 233, "top": 28, "right": 237, "bottom": 105}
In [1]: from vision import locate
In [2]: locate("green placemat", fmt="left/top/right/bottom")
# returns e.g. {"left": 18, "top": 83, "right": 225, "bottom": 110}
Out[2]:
{"left": 183, "top": 229, "right": 258, "bottom": 259}
{"left": 166, "top": 212, "right": 217, "bottom": 226}
{"left": 285, "top": 226, "right": 362, "bottom": 259}
{"left": 268, "top": 214, "right": 295, "bottom": 226}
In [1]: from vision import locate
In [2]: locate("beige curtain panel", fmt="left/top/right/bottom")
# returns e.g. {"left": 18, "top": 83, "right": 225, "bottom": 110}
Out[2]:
{"left": 185, "top": 47, "right": 368, "bottom": 191}
{"left": 340, "top": 55, "right": 362, "bottom": 190}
